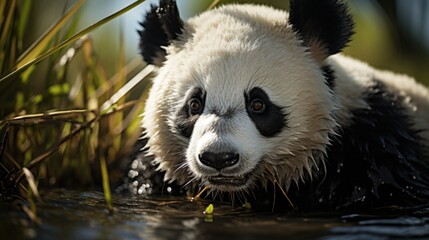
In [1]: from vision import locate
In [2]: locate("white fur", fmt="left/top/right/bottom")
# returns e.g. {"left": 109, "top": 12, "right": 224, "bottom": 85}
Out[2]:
{"left": 142, "top": 4, "right": 429, "bottom": 193}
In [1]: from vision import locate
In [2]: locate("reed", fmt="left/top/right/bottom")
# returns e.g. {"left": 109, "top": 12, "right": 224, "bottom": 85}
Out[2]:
{"left": 0, "top": 0, "right": 148, "bottom": 218}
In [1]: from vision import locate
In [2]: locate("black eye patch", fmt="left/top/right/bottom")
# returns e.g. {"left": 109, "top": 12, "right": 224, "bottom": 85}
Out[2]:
{"left": 174, "top": 87, "right": 206, "bottom": 138}
{"left": 244, "top": 87, "right": 287, "bottom": 137}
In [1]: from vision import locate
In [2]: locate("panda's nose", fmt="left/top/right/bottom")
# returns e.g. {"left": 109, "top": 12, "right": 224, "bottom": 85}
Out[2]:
{"left": 198, "top": 152, "right": 239, "bottom": 170}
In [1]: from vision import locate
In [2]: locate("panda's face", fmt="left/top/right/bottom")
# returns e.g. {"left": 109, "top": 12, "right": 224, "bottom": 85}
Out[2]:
{"left": 162, "top": 34, "right": 333, "bottom": 192}
{"left": 140, "top": 1, "right": 352, "bottom": 193}
{"left": 183, "top": 84, "right": 286, "bottom": 192}
{"left": 173, "top": 56, "right": 286, "bottom": 191}
{"left": 171, "top": 57, "right": 282, "bottom": 191}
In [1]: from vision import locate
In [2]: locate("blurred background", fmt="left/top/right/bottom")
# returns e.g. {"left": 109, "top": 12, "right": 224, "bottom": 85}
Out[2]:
{"left": 0, "top": 0, "right": 428, "bottom": 195}
{"left": 26, "top": 0, "right": 429, "bottom": 84}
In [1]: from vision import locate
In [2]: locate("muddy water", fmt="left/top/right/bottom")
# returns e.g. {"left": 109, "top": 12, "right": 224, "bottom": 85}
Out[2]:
{"left": 2, "top": 190, "right": 429, "bottom": 239}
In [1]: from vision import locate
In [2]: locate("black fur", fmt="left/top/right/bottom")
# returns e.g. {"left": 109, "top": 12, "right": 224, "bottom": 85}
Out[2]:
{"left": 322, "top": 65, "right": 336, "bottom": 89}
{"left": 289, "top": 0, "right": 354, "bottom": 56}
{"left": 174, "top": 87, "right": 206, "bottom": 138}
{"left": 244, "top": 87, "right": 288, "bottom": 138}
{"left": 138, "top": 0, "right": 183, "bottom": 65}
{"left": 287, "top": 80, "right": 429, "bottom": 211}
{"left": 322, "top": 81, "right": 429, "bottom": 209}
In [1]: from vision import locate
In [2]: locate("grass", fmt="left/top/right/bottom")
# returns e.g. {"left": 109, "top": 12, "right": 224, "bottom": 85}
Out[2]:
{"left": 0, "top": 0, "right": 150, "bottom": 220}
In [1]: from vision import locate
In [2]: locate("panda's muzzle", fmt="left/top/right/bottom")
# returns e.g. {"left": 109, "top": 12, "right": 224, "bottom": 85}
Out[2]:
{"left": 208, "top": 175, "right": 247, "bottom": 186}
{"left": 198, "top": 152, "right": 251, "bottom": 187}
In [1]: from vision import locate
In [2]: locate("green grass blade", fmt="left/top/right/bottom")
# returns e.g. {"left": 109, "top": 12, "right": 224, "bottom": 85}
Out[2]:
{"left": 0, "top": 1, "right": 7, "bottom": 27}
{"left": 15, "top": 0, "right": 86, "bottom": 69}
{"left": 100, "top": 155, "right": 113, "bottom": 213}
{"left": 17, "top": 0, "right": 32, "bottom": 44}
{"left": 101, "top": 65, "right": 154, "bottom": 113}
{"left": 0, "top": 0, "right": 145, "bottom": 84}
{"left": 0, "top": 0, "right": 17, "bottom": 57}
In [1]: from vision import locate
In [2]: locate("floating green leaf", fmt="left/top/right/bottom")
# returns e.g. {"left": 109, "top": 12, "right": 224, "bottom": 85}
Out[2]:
{"left": 204, "top": 203, "right": 214, "bottom": 214}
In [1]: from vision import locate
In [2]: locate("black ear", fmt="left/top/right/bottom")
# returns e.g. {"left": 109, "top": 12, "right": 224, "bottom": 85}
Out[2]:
{"left": 138, "top": 0, "right": 183, "bottom": 66}
{"left": 288, "top": 0, "right": 354, "bottom": 61}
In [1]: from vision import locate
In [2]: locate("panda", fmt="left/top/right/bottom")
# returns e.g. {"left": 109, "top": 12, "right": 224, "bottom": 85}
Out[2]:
{"left": 125, "top": 0, "right": 429, "bottom": 211}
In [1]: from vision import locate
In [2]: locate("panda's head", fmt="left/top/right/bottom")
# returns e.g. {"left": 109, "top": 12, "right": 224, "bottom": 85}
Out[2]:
{"left": 139, "top": 0, "right": 353, "bottom": 193}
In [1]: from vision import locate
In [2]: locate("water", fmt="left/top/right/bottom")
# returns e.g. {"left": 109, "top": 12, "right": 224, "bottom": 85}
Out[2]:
{"left": 2, "top": 190, "right": 429, "bottom": 240}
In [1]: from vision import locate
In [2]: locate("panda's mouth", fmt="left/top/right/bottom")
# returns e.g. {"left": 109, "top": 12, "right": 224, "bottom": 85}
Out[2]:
{"left": 207, "top": 174, "right": 248, "bottom": 186}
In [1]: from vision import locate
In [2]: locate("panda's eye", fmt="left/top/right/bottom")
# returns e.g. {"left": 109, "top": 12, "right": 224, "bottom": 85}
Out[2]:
{"left": 250, "top": 98, "right": 265, "bottom": 114}
{"left": 189, "top": 98, "right": 203, "bottom": 115}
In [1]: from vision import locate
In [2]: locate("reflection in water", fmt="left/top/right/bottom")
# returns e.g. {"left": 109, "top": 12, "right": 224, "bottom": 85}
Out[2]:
{"left": 1, "top": 190, "right": 429, "bottom": 239}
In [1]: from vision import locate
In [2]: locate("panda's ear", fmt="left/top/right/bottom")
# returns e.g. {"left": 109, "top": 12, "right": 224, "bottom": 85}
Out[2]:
{"left": 138, "top": 0, "right": 183, "bottom": 66}
{"left": 288, "top": 0, "right": 354, "bottom": 62}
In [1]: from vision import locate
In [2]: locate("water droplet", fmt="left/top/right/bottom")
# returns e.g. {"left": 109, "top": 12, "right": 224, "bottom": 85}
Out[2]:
{"left": 131, "top": 160, "right": 139, "bottom": 169}
{"left": 128, "top": 170, "right": 139, "bottom": 178}
{"left": 336, "top": 163, "right": 344, "bottom": 173}
{"left": 132, "top": 181, "right": 138, "bottom": 187}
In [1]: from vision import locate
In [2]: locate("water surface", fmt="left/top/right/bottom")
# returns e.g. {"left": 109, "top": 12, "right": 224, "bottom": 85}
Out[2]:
{"left": 2, "top": 190, "right": 429, "bottom": 239}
